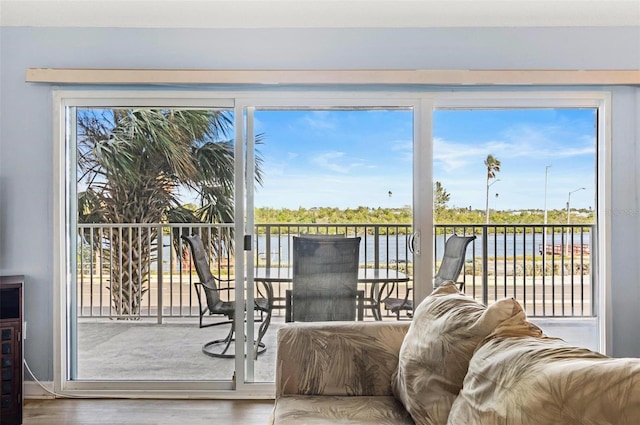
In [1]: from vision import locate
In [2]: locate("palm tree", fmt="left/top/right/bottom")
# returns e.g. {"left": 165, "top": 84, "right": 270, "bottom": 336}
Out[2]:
{"left": 76, "top": 108, "right": 262, "bottom": 316}
{"left": 484, "top": 154, "right": 501, "bottom": 224}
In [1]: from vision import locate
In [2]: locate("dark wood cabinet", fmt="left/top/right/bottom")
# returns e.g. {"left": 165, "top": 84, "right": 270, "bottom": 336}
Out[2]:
{"left": 0, "top": 275, "right": 23, "bottom": 425}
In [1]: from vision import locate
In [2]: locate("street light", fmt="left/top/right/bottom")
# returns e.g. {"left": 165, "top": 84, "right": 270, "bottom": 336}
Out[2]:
{"left": 566, "top": 187, "right": 586, "bottom": 255}
{"left": 485, "top": 179, "right": 500, "bottom": 224}
{"left": 542, "top": 165, "right": 551, "bottom": 268}
{"left": 543, "top": 165, "right": 552, "bottom": 226}
{"left": 566, "top": 187, "right": 586, "bottom": 225}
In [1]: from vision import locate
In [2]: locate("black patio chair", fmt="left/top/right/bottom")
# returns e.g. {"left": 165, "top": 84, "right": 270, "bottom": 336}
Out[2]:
{"left": 181, "top": 234, "right": 272, "bottom": 359}
{"left": 285, "top": 236, "right": 364, "bottom": 322}
{"left": 382, "top": 234, "right": 476, "bottom": 319}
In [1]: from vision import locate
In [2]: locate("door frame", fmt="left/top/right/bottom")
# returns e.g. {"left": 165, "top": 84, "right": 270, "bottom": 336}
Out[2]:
{"left": 233, "top": 96, "right": 424, "bottom": 392}
{"left": 53, "top": 91, "right": 238, "bottom": 397}
{"left": 431, "top": 91, "right": 611, "bottom": 354}
{"left": 52, "top": 89, "right": 611, "bottom": 399}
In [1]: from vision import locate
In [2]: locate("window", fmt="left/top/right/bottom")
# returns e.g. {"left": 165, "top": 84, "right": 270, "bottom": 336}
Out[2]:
{"left": 53, "top": 90, "right": 610, "bottom": 397}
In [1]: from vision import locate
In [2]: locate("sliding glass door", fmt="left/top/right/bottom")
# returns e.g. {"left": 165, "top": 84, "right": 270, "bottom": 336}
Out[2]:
{"left": 239, "top": 100, "right": 419, "bottom": 384}
{"left": 54, "top": 90, "right": 609, "bottom": 397}
{"left": 432, "top": 95, "right": 609, "bottom": 354}
{"left": 59, "top": 96, "right": 240, "bottom": 394}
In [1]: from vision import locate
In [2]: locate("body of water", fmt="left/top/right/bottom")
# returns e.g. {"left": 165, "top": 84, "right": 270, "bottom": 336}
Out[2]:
{"left": 157, "top": 230, "right": 592, "bottom": 268}
{"left": 253, "top": 231, "right": 592, "bottom": 265}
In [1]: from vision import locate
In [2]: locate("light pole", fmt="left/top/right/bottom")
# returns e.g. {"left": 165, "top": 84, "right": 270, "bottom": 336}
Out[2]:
{"left": 485, "top": 179, "right": 500, "bottom": 224}
{"left": 566, "top": 187, "right": 586, "bottom": 255}
{"left": 542, "top": 165, "right": 551, "bottom": 268}
{"left": 543, "top": 165, "right": 551, "bottom": 226}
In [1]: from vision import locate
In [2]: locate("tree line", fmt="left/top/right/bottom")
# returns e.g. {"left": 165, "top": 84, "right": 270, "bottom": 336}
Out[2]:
{"left": 255, "top": 205, "right": 594, "bottom": 225}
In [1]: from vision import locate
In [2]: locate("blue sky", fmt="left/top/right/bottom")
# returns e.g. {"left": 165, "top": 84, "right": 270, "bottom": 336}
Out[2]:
{"left": 434, "top": 108, "right": 595, "bottom": 211}
{"left": 253, "top": 108, "right": 596, "bottom": 211}
{"left": 253, "top": 109, "right": 414, "bottom": 209}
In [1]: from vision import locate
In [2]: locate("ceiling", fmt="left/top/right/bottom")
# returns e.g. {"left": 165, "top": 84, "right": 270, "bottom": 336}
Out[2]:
{"left": 1, "top": 0, "right": 639, "bottom": 28}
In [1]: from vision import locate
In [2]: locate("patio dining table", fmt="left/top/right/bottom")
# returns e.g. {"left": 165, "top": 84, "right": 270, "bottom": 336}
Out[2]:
{"left": 253, "top": 267, "right": 410, "bottom": 321}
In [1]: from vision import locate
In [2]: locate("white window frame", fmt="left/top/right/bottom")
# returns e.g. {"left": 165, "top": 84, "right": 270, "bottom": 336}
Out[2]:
{"left": 52, "top": 89, "right": 611, "bottom": 399}
{"left": 431, "top": 91, "right": 611, "bottom": 355}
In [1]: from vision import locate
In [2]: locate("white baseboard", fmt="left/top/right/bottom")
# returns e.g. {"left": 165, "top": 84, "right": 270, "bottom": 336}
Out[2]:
{"left": 24, "top": 380, "right": 56, "bottom": 399}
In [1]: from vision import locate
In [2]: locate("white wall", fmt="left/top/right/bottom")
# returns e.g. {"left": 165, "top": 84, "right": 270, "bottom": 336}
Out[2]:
{"left": 1, "top": 25, "right": 639, "bottom": 380}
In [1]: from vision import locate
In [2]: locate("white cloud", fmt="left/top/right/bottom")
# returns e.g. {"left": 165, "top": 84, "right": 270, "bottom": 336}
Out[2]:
{"left": 499, "top": 124, "right": 595, "bottom": 159}
{"left": 390, "top": 139, "right": 413, "bottom": 162}
{"left": 301, "top": 111, "right": 335, "bottom": 130}
{"left": 311, "top": 151, "right": 366, "bottom": 173}
{"left": 433, "top": 137, "right": 490, "bottom": 171}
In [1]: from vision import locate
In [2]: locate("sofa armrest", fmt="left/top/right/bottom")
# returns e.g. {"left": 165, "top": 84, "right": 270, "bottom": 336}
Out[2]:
{"left": 275, "top": 321, "right": 409, "bottom": 397}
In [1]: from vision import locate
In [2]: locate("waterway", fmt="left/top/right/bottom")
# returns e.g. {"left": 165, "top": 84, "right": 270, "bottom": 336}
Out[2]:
{"left": 253, "top": 231, "right": 592, "bottom": 264}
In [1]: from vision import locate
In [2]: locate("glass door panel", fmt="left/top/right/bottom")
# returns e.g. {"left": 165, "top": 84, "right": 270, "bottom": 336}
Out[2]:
{"left": 432, "top": 107, "right": 600, "bottom": 352}
{"left": 69, "top": 105, "right": 238, "bottom": 386}
{"left": 242, "top": 105, "right": 415, "bottom": 383}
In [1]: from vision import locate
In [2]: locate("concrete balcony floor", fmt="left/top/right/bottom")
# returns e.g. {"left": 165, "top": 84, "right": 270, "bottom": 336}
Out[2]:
{"left": 76, "top": 314, "right": 598, "bottom": 382}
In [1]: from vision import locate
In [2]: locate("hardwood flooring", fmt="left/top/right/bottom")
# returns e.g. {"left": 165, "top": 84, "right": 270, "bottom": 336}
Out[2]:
{"left": 23, "top": 398, "right": 275, "bottom": 425}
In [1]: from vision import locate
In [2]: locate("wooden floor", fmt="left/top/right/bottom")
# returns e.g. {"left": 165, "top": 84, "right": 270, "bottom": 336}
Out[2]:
{"left": 23, "top": 398, "right": 275, "bottom": 425}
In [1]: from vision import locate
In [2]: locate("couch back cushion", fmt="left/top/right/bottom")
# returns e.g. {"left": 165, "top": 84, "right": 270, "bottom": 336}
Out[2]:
{"left": 392, "top": 282, "right": 520, "bottom": 425}
{"left": 448, "top": 309, "right": 640, "bottom": 424}
{"left": 276, "top": 321, "right": 410, "bottom": 397}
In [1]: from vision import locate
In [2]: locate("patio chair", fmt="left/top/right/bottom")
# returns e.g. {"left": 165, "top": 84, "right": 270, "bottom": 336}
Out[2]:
{"left": 286, "top": 236, "right": 364, "bottom": 322}
{"left": 382, "top": 234, "right": 476, "bottom": 319}
{"left": 181, "top": 234, "right": 272, "bottom": 359}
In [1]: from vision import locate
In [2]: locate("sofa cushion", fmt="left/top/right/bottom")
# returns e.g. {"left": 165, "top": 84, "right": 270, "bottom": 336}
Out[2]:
{"left": 392, "top": 282, "right": 520, "bottom": 425}
{"left": 276, "top": 321, "right": 409, "bottom": 397}
{"left": 447, "top": 308, "right": 640, "bottom": 425}
{"left": 269, "top": 395, "right": 415, "bottom": 425}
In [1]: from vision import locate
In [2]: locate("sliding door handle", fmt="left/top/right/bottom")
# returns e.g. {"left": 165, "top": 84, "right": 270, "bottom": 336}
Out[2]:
{"left": 408, "top": 231, "right": 420, "bottom": 256}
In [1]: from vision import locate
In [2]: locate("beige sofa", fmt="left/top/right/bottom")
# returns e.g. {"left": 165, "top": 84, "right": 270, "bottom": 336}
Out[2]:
{"left": 270, "top": 282, "right": 640, "bottom": 425}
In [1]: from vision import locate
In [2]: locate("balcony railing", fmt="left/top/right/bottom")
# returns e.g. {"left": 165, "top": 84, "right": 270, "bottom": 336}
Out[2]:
{"left": 76, "top": 222, "right": 595, "bottom": 321}
{"left": 436, "top": 224, "right": 594, "bottom": 317}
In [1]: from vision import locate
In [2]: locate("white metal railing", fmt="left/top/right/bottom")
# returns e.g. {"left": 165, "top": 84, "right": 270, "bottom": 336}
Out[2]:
{"left": 435, "top": 224, "right": 594, "bottom": 317}
{"left": 76, "top": 222, "right": 594, "bottom": 320}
